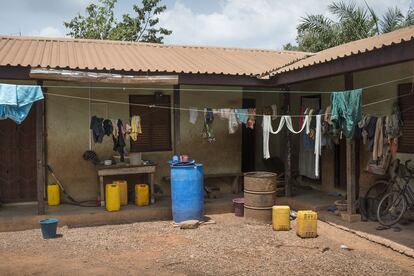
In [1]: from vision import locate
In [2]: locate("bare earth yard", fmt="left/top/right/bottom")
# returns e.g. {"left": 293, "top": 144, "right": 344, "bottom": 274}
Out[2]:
{"left": 0, "top": 213, "right": 413, "bottom": 275}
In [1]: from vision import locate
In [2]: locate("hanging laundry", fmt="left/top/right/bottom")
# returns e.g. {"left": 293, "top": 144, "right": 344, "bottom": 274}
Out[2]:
{"left": 111, "top": 119, "right": 119, "bottom": 138}
{"left": 385, "top": 103, "right": 403, "bottom": 157}
{"left": 228, "top": 110, "right": 239, "bottom": 134}
{"left": 103, "top": 119, "right": 113, "bottom": 136}
{"left": 0, "top": 83, "right": 44, "bottom": 124}
{"left": 247, "top": 108, "right": 256, "bottom": 129}
{"left": 90, "top": 116, "right": 105, "bottom": 143}
{"left": 235, "top": 109, "right": 248, "bottom": 124}
{"left": 271, "top": 104, "right": 277, "bottom": 120}
{"left": 113, "top": 119, "right": 126, "bottom": 162}
{"left": 130, "top": 115, "right": 142, "bottom": 141}
{"left": 373, "top": 117, "right": 384, "bottom": 161}
{"left": 330, "top": 89, "right": 363, "bottom": 139}
{"left": 189, "top": 107, "right": 198, "bottom": 124}
{"left": 202, "top": 108, "right": 215, "bottom": 143}
{"left": 263, "top": 114, "right": 311, "bottom": 159}
{"left": 314, "top": 114, "right": 322, "bottom": 178}
{"left": 303, "top": 109, "right": 315, "bottom": 150}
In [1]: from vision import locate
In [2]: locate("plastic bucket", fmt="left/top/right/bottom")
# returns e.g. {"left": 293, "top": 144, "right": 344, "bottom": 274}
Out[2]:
{"left": 39, "top": 218, "right": 59, "bottom": 239}
{"left": 232, "top": 198, "right": 244, "bottom": 217}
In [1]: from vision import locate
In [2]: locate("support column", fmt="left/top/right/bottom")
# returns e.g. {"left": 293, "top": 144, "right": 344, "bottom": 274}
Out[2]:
{"left": 342, "top": 73, "right": 360, "bottom": 222}
{"left": 283, "top": 92, "right": 292, "bottom": 197}
{"left": 173, "top": 85, "right": 180, "bottom": 154}
{"left": 36, "top": 81, "right": 46, "bottom": 215}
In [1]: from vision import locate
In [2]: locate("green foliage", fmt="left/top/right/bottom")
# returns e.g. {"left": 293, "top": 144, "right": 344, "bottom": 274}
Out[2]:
{"left": 64, "top": 0, "right": 172, "bottom": 43}
{"left": 287, "top": 1, "right": 414, "bottom": 52}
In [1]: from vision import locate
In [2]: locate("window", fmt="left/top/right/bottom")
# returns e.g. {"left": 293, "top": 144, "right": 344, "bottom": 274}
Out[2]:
{"left": 129, "top": 94, "right": 172, "bottom": 152}
{"left": 398, "top": 83, "right": 414, "bottom": 153}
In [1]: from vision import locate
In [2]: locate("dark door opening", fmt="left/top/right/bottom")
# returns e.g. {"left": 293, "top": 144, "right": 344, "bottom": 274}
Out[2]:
{"left": 242, "top": 98, "right": 256, "bottom": 172}
{"left": 0, "top": 105, "right": 37, "bottom": 203}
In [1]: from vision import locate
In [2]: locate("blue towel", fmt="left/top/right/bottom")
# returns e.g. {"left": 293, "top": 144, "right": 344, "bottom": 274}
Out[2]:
{"left": 235, "top": 109, "right": 248, "bottom": 124}
{"left": 0, "top": 83, "right": 44, "bottom": 124}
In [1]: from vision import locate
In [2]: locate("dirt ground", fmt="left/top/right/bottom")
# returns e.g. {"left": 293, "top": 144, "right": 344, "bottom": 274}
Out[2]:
{"left": 0, "top": 214, "right": 413, "bottom": 276}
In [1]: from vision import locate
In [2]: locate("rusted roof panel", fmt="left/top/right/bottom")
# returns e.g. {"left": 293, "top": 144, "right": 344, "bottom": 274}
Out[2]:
{"left": 0, "top": 36, "right": 309, "bottom": 76}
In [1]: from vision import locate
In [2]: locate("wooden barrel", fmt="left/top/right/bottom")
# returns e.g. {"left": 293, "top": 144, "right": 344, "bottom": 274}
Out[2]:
{"left": 244, "top": 172, "right": 277, "bottom": 223}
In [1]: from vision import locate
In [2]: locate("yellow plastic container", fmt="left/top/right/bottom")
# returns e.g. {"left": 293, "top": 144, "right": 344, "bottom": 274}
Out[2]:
{"left": 114, "top": 180, "right": 128, "bottom": 205}
{"left": 135, "top": 184, "right": 149, "bottom": 206}
{"left": 47, "top": 184, "right": 60, "bottom": 206}
{"left": 272, "top": 205, "right": 290, "bottom": 231}
{"left": 106, "top": 184, "right": 121, "bottom": 212}
{"left": 296, "top": 210, "right": 318, "bottom": 238}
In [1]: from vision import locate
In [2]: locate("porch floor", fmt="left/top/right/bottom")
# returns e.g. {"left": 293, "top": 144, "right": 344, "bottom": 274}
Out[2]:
{"left": 0, "top": 194, "right": 240, "bottom": 232}
{"left": 276, "top": 188, "right": 344, "bottom": 211}
{"left": 277, "top": 188, "right": 414, "bottom": 249}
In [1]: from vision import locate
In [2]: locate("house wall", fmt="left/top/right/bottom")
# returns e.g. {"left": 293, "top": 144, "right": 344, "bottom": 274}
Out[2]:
{"left": 243, "top": 88, "right": 283, "bottom": 172}
{"left": 43, "top": 83, "right": 246, "bottom": 201}
{"left": 288, "top": 75, "right": 345, "bottom": 193}
{"left": 284, "top": 60, "right": 414, "bottom": 195}
{"left": 45, "top": 81, "right": 175, "bottom": 201}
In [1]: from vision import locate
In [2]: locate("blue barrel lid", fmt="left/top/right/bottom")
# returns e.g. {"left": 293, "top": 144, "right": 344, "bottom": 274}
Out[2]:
{"left": 39, "top": 218, "right": 59, "bottom": 224}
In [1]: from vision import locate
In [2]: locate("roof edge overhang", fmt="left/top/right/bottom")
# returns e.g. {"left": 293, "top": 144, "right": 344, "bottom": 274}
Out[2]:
{"left": 0, "top": 66, "right": 273, "bottom": 87}
{"left": 271, "top": 39, "right": 414, "bottom": 86}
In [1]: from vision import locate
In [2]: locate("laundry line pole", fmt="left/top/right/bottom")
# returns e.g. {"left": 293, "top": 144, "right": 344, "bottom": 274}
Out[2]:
{"left": 344, "top": 73, "right": 358, "bottom": 221}
{"left": 283, "top": 90, "right": 292, "bottom": 197}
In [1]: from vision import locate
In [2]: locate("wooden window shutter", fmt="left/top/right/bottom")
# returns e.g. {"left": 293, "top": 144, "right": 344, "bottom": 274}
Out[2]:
{"left": 129, "top": 94, "right": 172, "bottom": 152}
{"left": 398, "top": 83, "right": 414, "bottom": 153}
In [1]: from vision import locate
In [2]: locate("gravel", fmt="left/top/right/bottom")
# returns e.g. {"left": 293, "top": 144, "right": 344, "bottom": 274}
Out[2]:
{"left": 0, "top": 214, "right": 412, "bottom": 275}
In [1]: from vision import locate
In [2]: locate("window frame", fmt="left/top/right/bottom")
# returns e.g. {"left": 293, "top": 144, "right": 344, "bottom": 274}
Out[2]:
{"left": 397, "top": 83, "right": 414, "bottom": 153}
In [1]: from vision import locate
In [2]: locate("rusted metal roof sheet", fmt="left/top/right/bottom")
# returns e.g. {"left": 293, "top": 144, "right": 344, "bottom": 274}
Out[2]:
{"left": 0, "top": 36, "right": 309, "bottom": 76}
{"left": 265, "top": 25, "right": 414, "bottom": 77}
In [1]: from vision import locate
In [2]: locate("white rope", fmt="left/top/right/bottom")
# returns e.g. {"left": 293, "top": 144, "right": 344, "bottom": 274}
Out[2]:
{"left": 38, "top": 74, "right": 414, "bottom": 94}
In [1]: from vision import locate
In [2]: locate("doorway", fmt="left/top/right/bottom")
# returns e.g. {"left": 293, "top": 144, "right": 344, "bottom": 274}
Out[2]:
{"left": 0, "top": 104, "right": 38, "bottom": 203}
{"left": 242, "top": 98, "right": 256, "bottom": 172}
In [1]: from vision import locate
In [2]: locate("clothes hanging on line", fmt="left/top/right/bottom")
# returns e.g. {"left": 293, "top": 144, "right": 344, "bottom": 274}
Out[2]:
{"left": 113, "top": 119, "right": 126, "bottom": 162}
{"left": 189, "top": 107, "right": 198, "bottom": 124}
{"left": 385, "top": 103, "right": 403, "bottom": 157}
{"left": 0, "top": 83, "right": 44, "bottom": 124}
{"left": 373, "top": 117, "right": 384, "bottom": 161}
{"left": 262, "top": 113, "right": 311, "bottom": 159}
{"left": 103, "top": 119, "right": 113, "bottom": 136}
{"left": 202, "top": 108, "right": 215, "bottom": 143}
{"left": 90, "top": 116, "right": 105, "bottom": 143}
{"left": 130, "top": 115, "right": 142, "bottom": 141}
{"left": 314, "top": 114, "right": 322, "bottom": 178}
{"left": 330, "top": 89, "right": 362, "bottom": 139}
{"left": 247, "top": 108, "right": 256, "bottom": 129}
{"left": 235, "top": 109, "right": 248, "bottom": 124}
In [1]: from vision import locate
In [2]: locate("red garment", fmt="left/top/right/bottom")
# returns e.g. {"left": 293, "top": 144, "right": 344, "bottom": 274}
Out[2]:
{"left": 299, "top": 106, "right": 305, "bottom": 128}
{"left": 389, "top": 138, "right": 398, "bottom": 158}
{"left": 247, "top": 108, "right": 256, "bottom": 129}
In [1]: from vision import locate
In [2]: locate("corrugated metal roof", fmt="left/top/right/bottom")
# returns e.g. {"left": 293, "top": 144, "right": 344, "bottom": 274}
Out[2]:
{"left": 265, "top": 25, "right": 414, "bottom": 77}
{"left": 0, "top": 36, "right": 309, "bottom": 76}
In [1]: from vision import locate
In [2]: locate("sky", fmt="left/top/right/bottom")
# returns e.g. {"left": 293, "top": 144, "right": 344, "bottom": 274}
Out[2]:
{"left": 0, "top": 0, "right": 413, "bottom": 49}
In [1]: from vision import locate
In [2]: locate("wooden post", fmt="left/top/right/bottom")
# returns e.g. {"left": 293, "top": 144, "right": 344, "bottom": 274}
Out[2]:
{"left": 283, "top": 91, "right": 292, "bottom": 197}
{"left": 36, "top": 81, "right": 46, "bottom": 215}
{"left": 173, "top": 85, "right": 180, "bottom": 154}
{"left": 344, "top": 73, "right": 357, "bottom": 215}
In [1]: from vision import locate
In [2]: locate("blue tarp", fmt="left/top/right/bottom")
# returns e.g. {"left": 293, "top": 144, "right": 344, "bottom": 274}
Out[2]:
{"left": 0, "top": 83, "right": 44, "bottom": 124}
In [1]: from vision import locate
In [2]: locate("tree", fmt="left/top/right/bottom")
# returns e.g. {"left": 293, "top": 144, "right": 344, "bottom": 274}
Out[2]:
{"left": 283, "top": 1, "right": 414, "bottom": 52}
{"left": 64, "top": 0, "right": 172, "bottom": 43}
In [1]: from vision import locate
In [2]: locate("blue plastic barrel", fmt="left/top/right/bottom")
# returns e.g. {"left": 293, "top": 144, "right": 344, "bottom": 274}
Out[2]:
{"left": 171, "top": 164, "right": 204, "bottom": 223}
{"left": 39, "top": 218, "right": 59, "bottom": 239}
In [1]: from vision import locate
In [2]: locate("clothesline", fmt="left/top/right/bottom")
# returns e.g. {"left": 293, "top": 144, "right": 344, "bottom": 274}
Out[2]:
{"left": 39, "top": 74, "right": 414, "bottom": 94}
{"left": 43, "top": 86, "right": 414, "bottom": 118}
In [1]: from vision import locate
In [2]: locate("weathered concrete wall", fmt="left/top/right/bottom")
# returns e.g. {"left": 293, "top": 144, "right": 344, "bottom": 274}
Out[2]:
{"left": 177, "top": 86, "right": 243, "bottom": 185}
{"left": 354, "top": 61, "right": 414, "bottom": 194}
{"left": 284, "top": 61, "right": 414, "bottom": 194}
{"left": 244, "top": 89, "right": 283, "bottom": 172}
{"left": 45, "top": 83, "right": 245, "bottom": 200}
{"left": 288, "top": 76, "right": 345, "bottom": 193}
{"left": 45, "top": 81, "right": 174, "bottom": 201}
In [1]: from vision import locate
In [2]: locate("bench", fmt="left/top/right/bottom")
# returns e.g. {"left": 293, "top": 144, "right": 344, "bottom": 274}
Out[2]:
{"left": 163, "top": 172, "right": 244, "bottom": 197}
